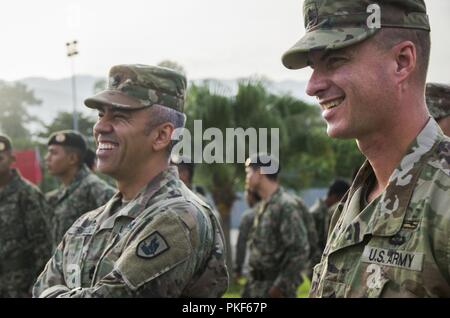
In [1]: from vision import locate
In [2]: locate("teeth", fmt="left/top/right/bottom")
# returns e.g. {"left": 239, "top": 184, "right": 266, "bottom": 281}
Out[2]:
{"left": 321, "top": 98, "right": 344, "bottom": 110}
{"left": 98, "top": 142, "right": 117, "bottom": 150}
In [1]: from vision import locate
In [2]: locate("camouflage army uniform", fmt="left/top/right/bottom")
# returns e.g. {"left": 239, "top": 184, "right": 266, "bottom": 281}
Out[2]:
{"left": 0, "top": 169, "right": 51, "bottom": 297}
{"left": 235, "top": 208, "right": 255, "bottom": 276}
{"left": 310, "top": 119, "right": 450, "bottom": 297}
{"left": 33, "top": 166, "right": 229, "bottom": 298}
{"left": 310, "top": 199, "right": 330, "bottom": 253}
{"left": 426, "top": 83, "right": 450, "bottom": 121}
{"left": 243, "top": 187, "right": 310, "bottom": 298}
{"left": 47, "top": 164, "right": 116, "bottom": 248}
{"left": 292, "top": 194, "right": 320, "bottom": 276}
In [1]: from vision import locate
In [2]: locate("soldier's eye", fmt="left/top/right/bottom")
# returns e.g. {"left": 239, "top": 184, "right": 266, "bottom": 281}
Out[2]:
{"left": 113, "top": 113, "right": 127, "bottom": 119}
{"left": 327, "top": 57, "right": 347, "bottom": 68}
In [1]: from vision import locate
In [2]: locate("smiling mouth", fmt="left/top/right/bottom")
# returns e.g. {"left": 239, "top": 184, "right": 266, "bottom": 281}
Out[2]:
{"left": 320, "top": 97, "right": 345, "bottom": 110}
{"left": 97, "top": 142, "right": 118, "bottom": 150}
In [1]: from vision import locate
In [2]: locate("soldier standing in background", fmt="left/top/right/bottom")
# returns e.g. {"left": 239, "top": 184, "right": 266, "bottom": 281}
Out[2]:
{"left": 0, "top": 134, "right": 51, "bottom": 297}
{"left": 33, "top": 64, "right": 228, "bottom": 298}
{"left": 234, "top": 188, "right": 259, "bottom": 285}
{"left": 45, "top": 130, "right": 116, "bottom": 248}
{"left": 170, "top": 154, "right": 222, "bottom": 222}
{"left": 282, "top": 0, "right": 450, "bottom": 297}
{"left": 426, "top": 83, "right": 450, "bottom": 136}
{"left": 243, "top": 153, "right": 309, "bottom": 298}
{"left": 310, "top": 179, "right": 350, "bottom": 253}
{"left": 290, "top": 192, "right": 320, "bottom": 281}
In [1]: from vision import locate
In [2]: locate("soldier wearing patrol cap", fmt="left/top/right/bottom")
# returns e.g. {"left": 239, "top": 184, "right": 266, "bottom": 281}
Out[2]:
{"left": 45, "top": 130, "right": 116, "bottom": 249}
{"left": 282, "top": 0, "right": 450, "bottom": 297}
{"left": 34, "top": 64, "right": 229, "bottom": 298}
{"left": 243, "top": 153, "right": 310, "bottom": 298}
{"left": 426, "top": 83, "right": 450, "bottom": 136}
{"left": 0, "top": 134, "right": 51, "bottom": 297}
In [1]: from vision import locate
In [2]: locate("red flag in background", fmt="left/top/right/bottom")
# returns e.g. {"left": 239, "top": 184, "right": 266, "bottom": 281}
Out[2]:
{"left": 11, "top": 147, "right": 43, "bottom": 185}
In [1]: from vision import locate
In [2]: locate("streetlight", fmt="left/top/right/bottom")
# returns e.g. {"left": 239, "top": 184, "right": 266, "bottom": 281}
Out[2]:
{"left": 66, "top": 40, "right": 79, "bottom": 131}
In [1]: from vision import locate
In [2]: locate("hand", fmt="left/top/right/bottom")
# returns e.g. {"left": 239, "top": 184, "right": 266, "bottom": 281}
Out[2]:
{"left": 268, "top": 286, "right": 284, "bottom": 298}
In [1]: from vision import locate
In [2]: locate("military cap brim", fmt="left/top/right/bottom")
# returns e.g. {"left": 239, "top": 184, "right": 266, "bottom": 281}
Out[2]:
{"left": 84, "top": 90, "right": 148, "bottom": 110}
{"left": 282, "top": 26, "right": 379, "bottom": 70}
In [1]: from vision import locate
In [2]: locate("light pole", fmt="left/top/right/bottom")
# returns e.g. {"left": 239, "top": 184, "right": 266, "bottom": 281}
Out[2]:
{"left": 66, "top": 40, "right": 79, "bottom": 131}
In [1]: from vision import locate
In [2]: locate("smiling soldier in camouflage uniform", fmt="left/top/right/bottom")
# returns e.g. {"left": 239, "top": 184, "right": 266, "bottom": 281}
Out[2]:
{"left": 426, "top": 83, "right": 450, "bottom": 136}
{"left": 0, "top": 135, "right": 51, "bottom": 297}
{"left": 45, "top": 130, "right": 116, "bottom": 248}
{"left": 282, "top": 0, "right": 450, "bottom": 297}
{"left": 33, "top": 64, "right": 228, "bottom": 298}
{"left": 244, "top": 153, "right": 310, "bottom": 298}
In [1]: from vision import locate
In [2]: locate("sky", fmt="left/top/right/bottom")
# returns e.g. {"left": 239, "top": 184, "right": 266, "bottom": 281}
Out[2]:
{"left": 1, "top": 0, "right": 449, "bottom": 83}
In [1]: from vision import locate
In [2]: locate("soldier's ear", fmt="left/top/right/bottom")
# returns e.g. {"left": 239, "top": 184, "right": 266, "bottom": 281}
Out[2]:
{"left": 152, "top": 123, "right": 175, "bottom": 152}
{"left": 392, "top": 41, "right": 416, "bottom": 85}
{"left": 67, "top": 152, "right": 80, "bottom": 166}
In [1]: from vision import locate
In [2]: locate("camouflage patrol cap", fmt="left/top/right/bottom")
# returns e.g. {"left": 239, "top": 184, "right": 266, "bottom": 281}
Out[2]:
{"left": 84, "top": 64, "right": 187, "bottom": 112}
{"left": 282, "top": 0, "right": 430, "bottom": 69}
{"left": 426, "top": 83, "right": 450, "bottom": 120}
{"left": 0, "top": 134, "right": 12, "bottom": 152}
{"left": 48, "top": 130, "right": 87, "bottom": 154}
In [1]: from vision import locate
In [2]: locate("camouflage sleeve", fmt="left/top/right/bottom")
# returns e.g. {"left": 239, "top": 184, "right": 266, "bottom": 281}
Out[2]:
{"left": 40, "top": 210, "right": 213, "bottom": 298}
{"left": 32, "top": 240, "right": 68, "bottom": 298}
{"left": 235, "top": 210, "right": 254, "bottom": 274}
{"left": 273, "top": 203, "right": 310, "bottom": 293}
{"left": 19, "top": 189, "right": 52, "bottom": 283}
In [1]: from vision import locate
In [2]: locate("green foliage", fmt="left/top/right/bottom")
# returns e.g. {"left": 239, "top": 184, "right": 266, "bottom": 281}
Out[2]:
{"left": 331, "top": 138, "right": 365, "bottom": 180}
{"left": 223, "top": 275, "right": 311, "bottom": 298}
{"left": 38, "top": 111, "right": 97, "bottom": 147}
{"left": 185, "top": 79, "right": 351, "bottom": 195}
{"left": 0, "top": 80, "right": 42, "bottom": 145}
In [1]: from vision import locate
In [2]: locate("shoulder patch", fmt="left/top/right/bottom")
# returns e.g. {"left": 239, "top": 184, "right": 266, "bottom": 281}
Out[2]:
{"left": 136, "top": 231, "right": 169, "bottom": 259}
{"left": 115, "top": 211, "right": 193, "bottom": 290}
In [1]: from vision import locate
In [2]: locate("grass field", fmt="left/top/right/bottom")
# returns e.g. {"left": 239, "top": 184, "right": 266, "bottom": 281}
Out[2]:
{"left": 223, "top": 275, "right": 311, "bottom": 298}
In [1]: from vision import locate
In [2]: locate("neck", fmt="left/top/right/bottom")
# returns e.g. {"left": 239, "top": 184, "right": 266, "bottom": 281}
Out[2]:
{"left": 59, "top": 165, "right": 80, "bottom": 186}
{"left": 0, "top": 169, "right": 13, "bottom": 188}
{"left": 116, "top": 156, "right": 169, "bottom": 201}
{"left": 357, "top": 107, "right": 428, "bottom": 201}
{"left": 258, "top": 181, "right": 279, "bottom": 201}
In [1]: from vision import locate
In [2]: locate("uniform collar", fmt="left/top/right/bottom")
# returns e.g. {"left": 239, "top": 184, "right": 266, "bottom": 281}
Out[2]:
{"left": 54, "top": 165, "right": 91, "bottom": 201}
{"left": 257, "top": 186, "right": 283, "bottom": 213}
{"left": 328, "top": 118, "right": 443, "bottom": 253}
{"left": 96, "top": 166, "right": 180, "bottom": 230}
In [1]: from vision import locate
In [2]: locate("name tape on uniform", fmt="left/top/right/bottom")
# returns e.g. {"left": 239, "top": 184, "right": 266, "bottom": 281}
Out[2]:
{"left": 361, "top": 246, "right": 423, "bottom": 272}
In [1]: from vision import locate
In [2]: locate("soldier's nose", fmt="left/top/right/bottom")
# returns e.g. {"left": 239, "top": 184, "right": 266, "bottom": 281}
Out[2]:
{"left": 306, "top": 69, "right": 329, "bottom": 99}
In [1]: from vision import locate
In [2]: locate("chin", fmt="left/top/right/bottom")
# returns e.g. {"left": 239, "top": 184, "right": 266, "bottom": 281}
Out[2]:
{"left": 97, "top": 164, "right": 115, "bottom": 176}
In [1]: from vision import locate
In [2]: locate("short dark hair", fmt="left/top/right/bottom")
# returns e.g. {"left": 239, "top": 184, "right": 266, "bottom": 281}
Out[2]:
{"left": 144, "top": 105, "right": 186, "bottom": 155}
{"left": 373, "top": 28, "right": 431, "bottom": 83}
{"left": 63, "top": 145, "right": 86, "bottom": 167}
{"left": 245, "top": 153, "right": 280, "bottom": 181}
{"left": 84, "top": 148, "right": 96, "bottom": 170}
{"left": 328, "top": 178, "right": 350, "bottom": 199}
